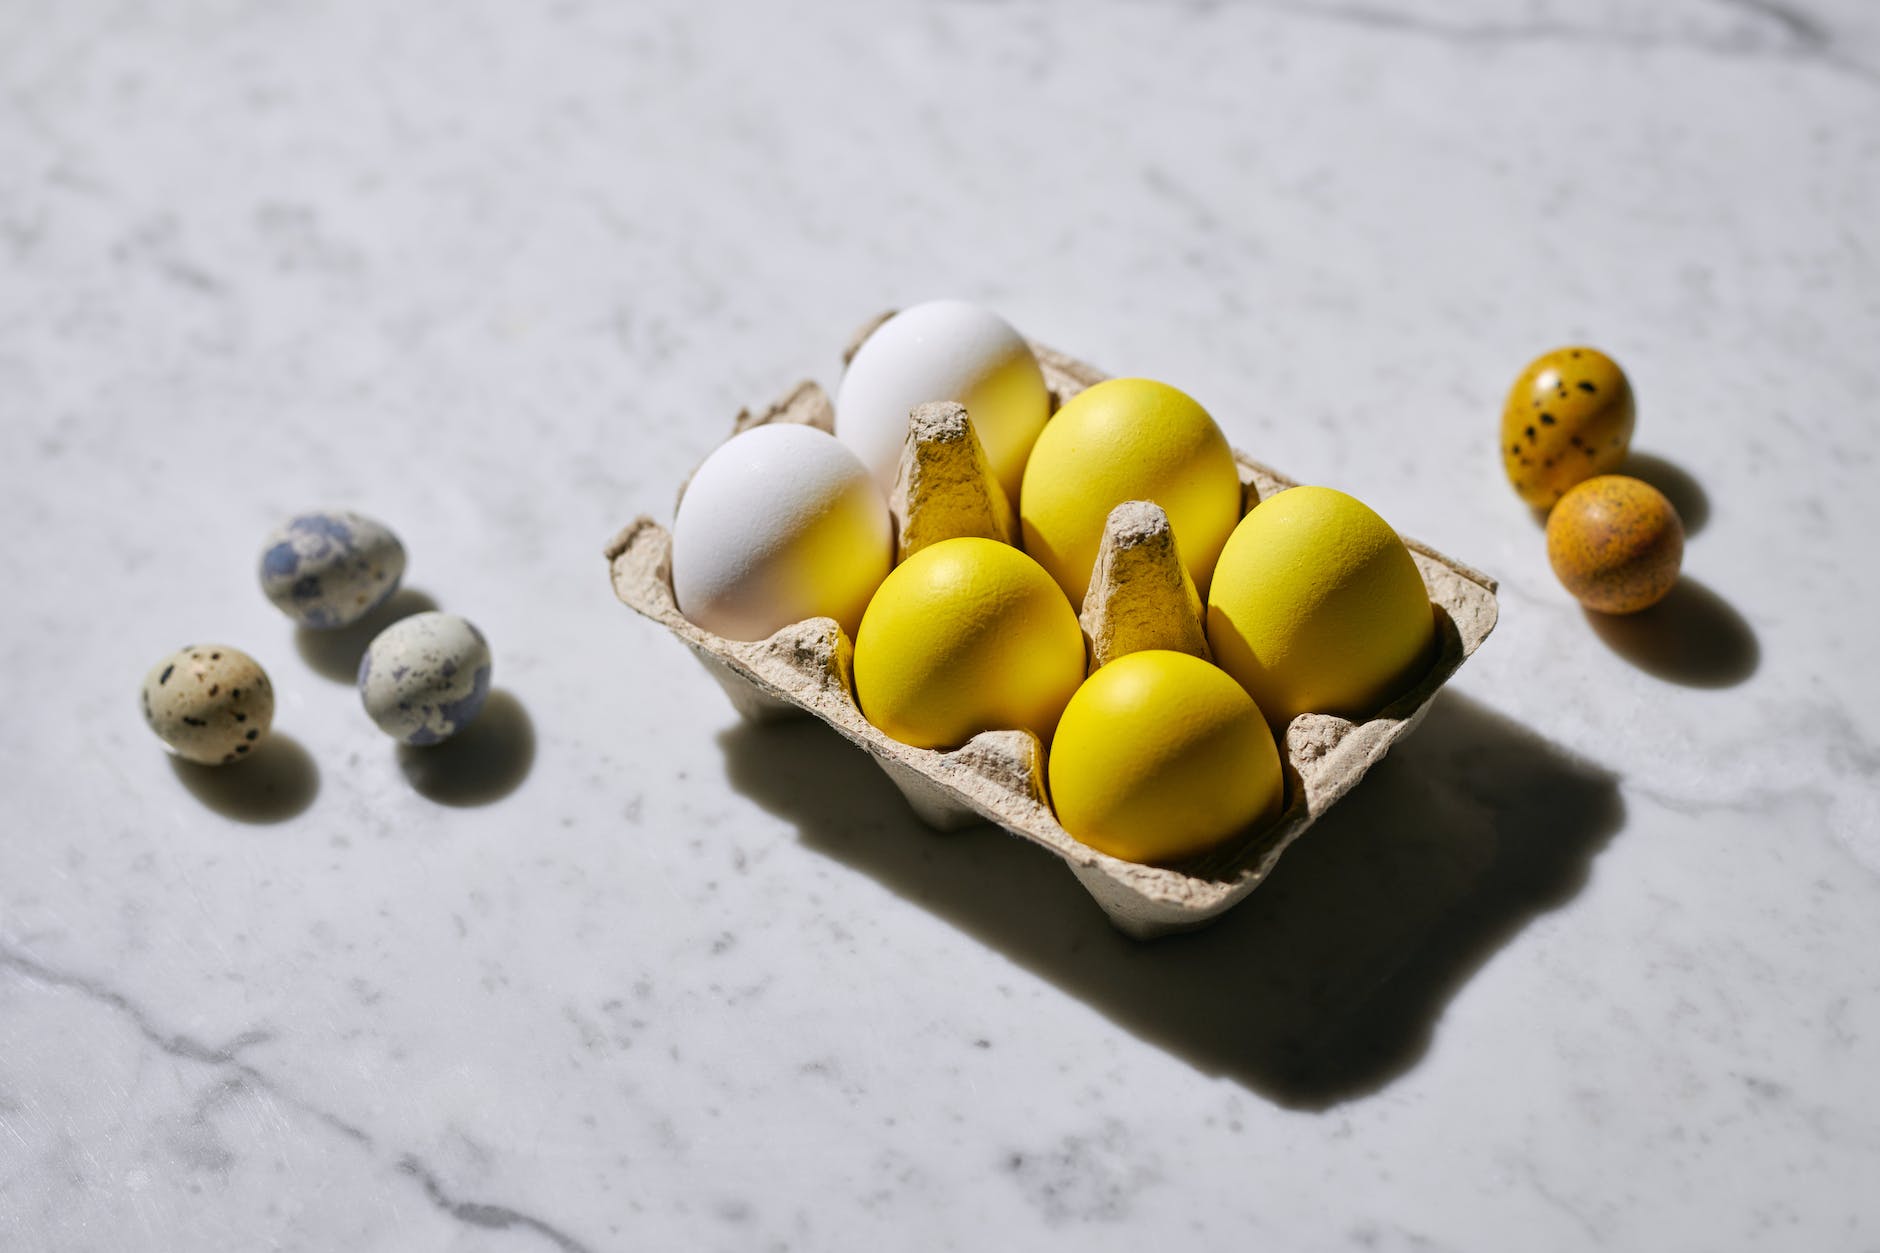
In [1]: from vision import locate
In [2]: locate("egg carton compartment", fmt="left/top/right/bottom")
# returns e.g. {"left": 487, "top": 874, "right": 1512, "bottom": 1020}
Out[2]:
{"left": 605, "top": 341, "right": 1500, "bottom": 939}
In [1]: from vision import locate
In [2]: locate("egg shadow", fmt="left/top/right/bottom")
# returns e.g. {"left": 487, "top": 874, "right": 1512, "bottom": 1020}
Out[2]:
{"left": 717, "top": 690, "right": 1623, "bottom": 1108}
{"left": 169, "top": 733, "right": 320, "bottom": 823}
{"left": 1584, "top": 576, "right": 1759, "bottom": 687}
{"left": 294, "top": 587, "right": 439, "bottom": 683}
{"left": 395, "top": 689, "right": 536, "bottom": 806}
{"left": 1620, "top": 450, "right": 1710, "bottom": 537}
{"left": 1522, "top": 451, "right": 1708, "bottom": 539}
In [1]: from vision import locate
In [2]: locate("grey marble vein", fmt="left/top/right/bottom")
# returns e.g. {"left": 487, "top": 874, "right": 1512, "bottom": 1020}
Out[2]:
{"left": 0, "top": 947, "right": 279, "bottom": 1073}
{"left": 1, "top": 946, "right": 593, "bottom": 1252}
{"left": 396, "top": 1157, "right": 596, "bottom": 1253}
{"left": 1215, "top": 0, "right": 1880, "bottom": 84}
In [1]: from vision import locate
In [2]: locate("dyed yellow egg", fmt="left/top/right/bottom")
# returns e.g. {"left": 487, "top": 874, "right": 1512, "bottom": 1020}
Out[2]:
{"left": 1019, "top": 378, "right": 1242, "bottom": 607}
{"left": 853, "top": 537, "right": 1085, "bottom": 750}
{"left": 1049, "top": 650, "right": 1283, "bottom": 865}
{"left": 1206, "top": 486, "right": 1436, "bottom": 729}
{"left": 1546, "top": 475, "right": 1683, "bottom": 614}
{"left": 1501, "top": 346, "right": 1635, "bottom": 509}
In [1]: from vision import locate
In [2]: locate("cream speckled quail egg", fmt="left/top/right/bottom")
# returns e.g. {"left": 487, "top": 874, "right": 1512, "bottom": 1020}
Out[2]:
{"left": 141, "top": 644, "right": 274, "bottom": 765}
{"left": 259, "top": 510, "right": 406, "bottom": 629}
{"left": 357, "top": 611, "right": 492, "bottom": 745}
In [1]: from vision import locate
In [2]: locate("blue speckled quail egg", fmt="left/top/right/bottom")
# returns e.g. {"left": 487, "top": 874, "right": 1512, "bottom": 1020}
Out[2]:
{"left": 141, "top": 644, "right": 274, "bottom": 765}
{"left": 259, "top": 510, "right": 406, "bottom": 629}
{"left": 357, "top": 612, "right": 491, "bottom": 745}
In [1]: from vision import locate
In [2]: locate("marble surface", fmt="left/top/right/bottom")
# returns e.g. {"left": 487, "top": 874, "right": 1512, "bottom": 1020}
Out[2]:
{"left": 4, "top": 1, "right": 1879, "bottom": 1249}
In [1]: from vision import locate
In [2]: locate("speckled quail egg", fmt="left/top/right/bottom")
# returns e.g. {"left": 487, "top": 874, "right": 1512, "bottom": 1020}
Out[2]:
{"left": 141, "top": 645, "right": 274, "bottom": 765}
{"left": 357, "top": 611, "right": 491, "bottom": 745}
{"left": 1546, "top": 475, "right": 1683, "bottom": 614}
{"left": 259, "top": 510, "right": 406, "bottom": 629}
{"left": 1500, "top": 347, "right": 1635, "bottom": 509}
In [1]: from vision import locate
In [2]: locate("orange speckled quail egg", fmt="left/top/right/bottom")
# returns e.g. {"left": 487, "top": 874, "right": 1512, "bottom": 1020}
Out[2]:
{"left": 1501, "top": 347, "right": 1635, "bottom": 509}
{"left": 140, "top": 645, "right": 274, "bottom": 765}
{"left": 1546, "top": 475, "right": 1683, "bottom": 614}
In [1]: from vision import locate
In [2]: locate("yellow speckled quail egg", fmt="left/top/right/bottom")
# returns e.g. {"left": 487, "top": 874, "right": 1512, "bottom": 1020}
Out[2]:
{"left": 1501, "top": 347, "right": 1635, "bottom": 509}
{"left": 140, "top": 645, "right": 274, "bottom": 765}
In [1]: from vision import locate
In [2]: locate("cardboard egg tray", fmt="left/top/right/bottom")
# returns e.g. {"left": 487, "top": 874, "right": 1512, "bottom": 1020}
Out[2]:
{"left": 605, "top": 332, "right": 1500, "bottom": 939}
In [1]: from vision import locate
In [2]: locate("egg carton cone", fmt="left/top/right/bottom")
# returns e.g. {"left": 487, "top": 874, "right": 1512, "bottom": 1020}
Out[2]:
{"left": 1080, "top": 500, "right": 1213, "bottom": 670}
{"left": 889, "top": 401, "right": 1018, "bottom": 560}
{"left": 606, "top": 333, "right": 1500, "bottom": 939}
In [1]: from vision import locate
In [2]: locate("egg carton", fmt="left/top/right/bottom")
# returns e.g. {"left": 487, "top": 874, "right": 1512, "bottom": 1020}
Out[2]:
{"left": 605, "top": 333, "right": 1500, "bottom": 939}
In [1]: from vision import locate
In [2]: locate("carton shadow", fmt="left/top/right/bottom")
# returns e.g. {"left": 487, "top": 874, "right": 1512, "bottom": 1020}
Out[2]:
{"left": 718, "top": 690, "right": 1622, "bottom": 1108}
{"left": 169, "top": 733, "right": 320, "bottom": 823}
{"left": 1584, "top": 577, "right": 1758, "bottom": 688}
{"left": 295, "top": 588, "right": 440, "bottom": 683}
{"left": 395, "top": 690, "right": 535, "bottom": 805}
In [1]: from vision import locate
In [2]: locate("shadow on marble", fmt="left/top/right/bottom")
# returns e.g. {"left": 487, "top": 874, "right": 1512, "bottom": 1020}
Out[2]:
{"left": 1620, "top": 450, "right": 1709, "bottom": 538}
{"left": 169, "top": 732, "right": 320, "bottom": 823}
{"left": 294, "top": 587, "right": 440, "bottom": 683}
{"left": 718, "top": 690, "right": 1622, "bottom": 1109}
{"left": 1584, "top": 577, "right": 1758, "bottom": 688}
{"left": 1522, "top": 451, "right": 1708, "bottom": 539}
{"left": 395, "top": 690, "right": 535, "bottom": 805}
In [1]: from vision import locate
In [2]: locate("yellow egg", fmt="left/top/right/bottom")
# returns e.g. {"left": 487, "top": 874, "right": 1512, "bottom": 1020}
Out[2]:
{"left": 1205, "top": 486, "right": 1436, "bottom": 728}
{"left": 1049, "top": 650, "right": 1283, "bottom": 865}
{"left": 1019, "top": 378, "right": 1242, "bottom": 606}
{"left": 1546, "top": 474, "right": 1683, "bottom": 614}
{"left": 853, "top": 537, "right": 1085, "bottom": 750}
{"left": 1500, "top": 346, "right": 1635, "bottom": 509}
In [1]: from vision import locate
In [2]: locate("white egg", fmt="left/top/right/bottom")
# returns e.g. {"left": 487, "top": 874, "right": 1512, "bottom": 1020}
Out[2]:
{"left": 834, "top": 300, "right": 1050, "bottom": 506}
{"left": 671, "top": 423, "right": 892, "bottom": 642}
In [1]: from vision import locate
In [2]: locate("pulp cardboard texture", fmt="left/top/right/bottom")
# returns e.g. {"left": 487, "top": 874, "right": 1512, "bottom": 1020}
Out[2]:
{"left": 606, "top": 337, "right": 1500, "bottom": 939}
{"left": 889, "top": 400, "right": 1018, "bottom": 560}
{"left": 1080, "top": 499, "right": 1214, "bottom": 671}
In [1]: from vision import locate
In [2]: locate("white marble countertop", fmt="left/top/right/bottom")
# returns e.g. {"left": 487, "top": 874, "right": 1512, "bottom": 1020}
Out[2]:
{"left": 5, "top": 2, "right": 1879, "bottom": 1249}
